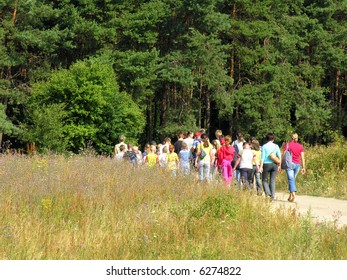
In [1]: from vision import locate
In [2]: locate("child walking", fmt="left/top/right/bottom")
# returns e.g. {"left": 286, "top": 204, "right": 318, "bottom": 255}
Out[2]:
{"left": 144, "top": 145, "right": 159, "bottom": 168}
{"left": 167, "top": 144, "right": 179, "bottom": 176}
{"left": 217, "top": 135, "right": 234, "bottom": 186}
{"left": 179, "top": 142, "right": 191, "bottom": 175}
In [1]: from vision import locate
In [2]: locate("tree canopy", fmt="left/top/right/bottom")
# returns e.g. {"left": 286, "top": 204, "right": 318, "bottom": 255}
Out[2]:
{"left": 1, "top": 0, "right": 346, "bottom": 153}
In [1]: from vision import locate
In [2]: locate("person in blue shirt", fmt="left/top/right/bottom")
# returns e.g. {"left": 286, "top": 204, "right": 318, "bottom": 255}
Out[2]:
{"left": 179, "top": 142, "right": 191, "bottom": 175}
{"left": 259, "top": 133, "right": 281, "bottom": 201}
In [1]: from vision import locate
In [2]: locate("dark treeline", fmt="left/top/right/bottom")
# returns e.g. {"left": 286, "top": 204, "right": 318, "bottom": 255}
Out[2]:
{"left": 1, "top": 0, "right": 346, "bottom": 154}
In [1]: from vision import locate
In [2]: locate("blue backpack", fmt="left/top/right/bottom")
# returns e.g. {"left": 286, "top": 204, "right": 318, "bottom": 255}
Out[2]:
{"left": 231, "top": 143, "right": 239, "bottom": 168}
{"left": 281, "top": 143, "right": 292, "bottom": 170}
{"left": 124, "top": 150, "right": 138, "bottom": 165}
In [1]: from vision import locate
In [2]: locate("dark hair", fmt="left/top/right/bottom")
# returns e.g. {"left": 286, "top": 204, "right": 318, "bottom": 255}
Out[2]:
{"left": 236, "top": 131, "right": 243, "bottom": 138}
{"left": 266, "top": 133, "right": 275, "bottom": 142}
{"left": 119, "top": 144, "right": 126, "bottom": 151}
{"left": 224, "top": 135, "right": 232, "bottom": 144}
{"left": 201, "top": 133, "right": 208, "bottom": 140}
{"left": 150, "top": 140, "right": 156, "bottom": 145}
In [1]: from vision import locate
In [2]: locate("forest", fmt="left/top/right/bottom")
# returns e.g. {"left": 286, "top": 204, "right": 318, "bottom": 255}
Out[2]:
{"left": 1, "top": 0, "right": 346, "bottom": 154}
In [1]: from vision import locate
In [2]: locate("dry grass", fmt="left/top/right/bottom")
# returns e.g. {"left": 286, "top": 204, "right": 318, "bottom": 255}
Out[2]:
{"left": 0, "top": 150, "right": 346, "bottom": 260}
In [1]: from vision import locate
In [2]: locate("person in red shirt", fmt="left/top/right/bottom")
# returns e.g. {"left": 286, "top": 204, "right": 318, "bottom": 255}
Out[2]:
{"left": 283, "top": 133, "right": 306, "bottom": 202}
{"left": 217, "top": 135, "right": 234, "bottom": 186}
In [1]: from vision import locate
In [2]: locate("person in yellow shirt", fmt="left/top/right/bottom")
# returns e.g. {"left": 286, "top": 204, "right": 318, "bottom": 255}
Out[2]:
{"left": 167, "top": 144, "right": 179, "bottom": 176}
{"left": 145, "top": 145, "right": 158, "bottom": 168}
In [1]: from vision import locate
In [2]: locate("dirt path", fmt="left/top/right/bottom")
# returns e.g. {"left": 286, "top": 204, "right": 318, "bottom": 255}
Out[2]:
{"left": 271, "top": 192, "right": 347, "bottom": 228}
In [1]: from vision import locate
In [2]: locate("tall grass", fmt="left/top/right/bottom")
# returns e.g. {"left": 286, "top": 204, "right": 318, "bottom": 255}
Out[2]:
{"left": 277, "top": 140, "right": 347, "bottom": 199}
{"left": 0, "top": 149, "right": 346, "bottom": 260}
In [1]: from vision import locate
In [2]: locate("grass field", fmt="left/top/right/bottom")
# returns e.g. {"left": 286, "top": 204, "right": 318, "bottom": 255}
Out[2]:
{"left": 0, "top": 141, "right": 346, "bottom": 260}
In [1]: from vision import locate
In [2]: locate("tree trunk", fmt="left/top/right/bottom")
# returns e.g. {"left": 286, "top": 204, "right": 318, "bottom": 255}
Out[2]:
{"left": 0, "top": 92, "right": 9, "bottom": 149}
{"left": 147, "top": 97, "right": 153, "bottom": 141}
{"left": 230, "top": 3, "right": 236, "bottom": 80}
{"left": 160, "top": 83, "right": 169, "bottom": 127}
{"left": 205, "top": 88, "right": 211, "bottom": 134}
{"left": 198, "top": 68, "right": 202, "bottom": 128}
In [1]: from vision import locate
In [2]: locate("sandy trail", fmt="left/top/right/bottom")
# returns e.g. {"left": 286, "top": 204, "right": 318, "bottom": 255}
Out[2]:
{"left": 271, "top": 192, "right": 347, "bottom": 228}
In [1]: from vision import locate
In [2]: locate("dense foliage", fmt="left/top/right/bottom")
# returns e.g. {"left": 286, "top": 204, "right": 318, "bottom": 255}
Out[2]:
{"left": 1, "top": 0, "right": 346, "bottom": 153}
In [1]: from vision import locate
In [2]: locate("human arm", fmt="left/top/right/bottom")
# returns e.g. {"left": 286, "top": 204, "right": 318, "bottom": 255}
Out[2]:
{"left": 114, "top": 145, "right": 117, "bottom": 158}
{"left": 233, "top": 155, "right": 241, "bottom": 170}
{"left": 259, "top": 159, "right": 264, "bottom": 173}
{"left": 253, "top": 153, "right": 260, "bottom": 172}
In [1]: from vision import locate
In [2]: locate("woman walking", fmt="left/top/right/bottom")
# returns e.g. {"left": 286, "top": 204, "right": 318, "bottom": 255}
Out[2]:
{"left": 283, "top": 133, "right": 306, "bottom": 202}
{"left": 251, "top": 140, "right": 262, "bottom": 195}
{"left": 259, "top": 133, "right": 281, "bottom": 201}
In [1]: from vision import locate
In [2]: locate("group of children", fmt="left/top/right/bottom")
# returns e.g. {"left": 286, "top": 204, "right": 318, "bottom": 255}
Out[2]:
{"left": 113, "top": 130, "right": 263, "bottom": 193}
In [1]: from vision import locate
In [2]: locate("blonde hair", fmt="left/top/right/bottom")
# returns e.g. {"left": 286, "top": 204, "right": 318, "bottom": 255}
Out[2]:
{"left": 215, "top": 130, "right": 222, "bottom": 138}
{"left": 252, "top": 140, "right": 260, "bottom": 151}
{"left": 291, "top": 133, "right": 299, "bottom": 142}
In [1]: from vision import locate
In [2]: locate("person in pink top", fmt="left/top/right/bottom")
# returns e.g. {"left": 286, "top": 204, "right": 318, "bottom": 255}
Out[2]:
{"left": 283, "top": 133, "right": 306, "bottom": 202}
{"left": 217, "top": 135, "right": 234, "bottom": 186}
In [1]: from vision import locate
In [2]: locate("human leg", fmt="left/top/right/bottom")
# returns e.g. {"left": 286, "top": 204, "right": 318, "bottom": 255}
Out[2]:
{"left": 180, "top": 162, "right": 189, "bottom": 175}
{"left": 246, "top": 168, "right": 254, "bottom": 190}
{"left": 203, "top": 161, "right": 211, "bottom": 182}
{"left": 269, "top": 163, "right": 278, "bottom": 199}
{"left": 262, "top": 164, "right": 271, "bottom": 197}
{"left": 255, "top": 171, "right": 262, "bottom": 194}
{"left": 287, "top": 163, "right": 300, "bottom": 201}
{"left": 251, "top": 165, "right": 256, "bottom": 188}
{"left": 198, "top": 161, "right": 204, "bottom": 182}
{"left": 235, "top": 168, "right": 241, "bottom": 183}
{"left": 222, "top": 159, "right": 232, "bottom": 186}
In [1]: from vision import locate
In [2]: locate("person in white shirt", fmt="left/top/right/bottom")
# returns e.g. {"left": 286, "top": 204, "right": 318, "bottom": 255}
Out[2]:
{"left": 232, "top": 131, "right": 245, "bottom": 183}
{"left": 234, "top": 142, "right": 257, "bottom": 189}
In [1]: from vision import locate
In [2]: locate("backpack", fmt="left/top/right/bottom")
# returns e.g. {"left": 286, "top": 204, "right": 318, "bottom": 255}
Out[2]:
{"left": 281, "top": 143, "right": 293, "bottom": 170}
{"left": 231, "top": 143, "right": 239, "bottom": 168}
{"left": 123, "top": 150, "right": 138, "bottom": 165}
{"left": 191, "top": 140, "right": 201, "bottom": 158}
